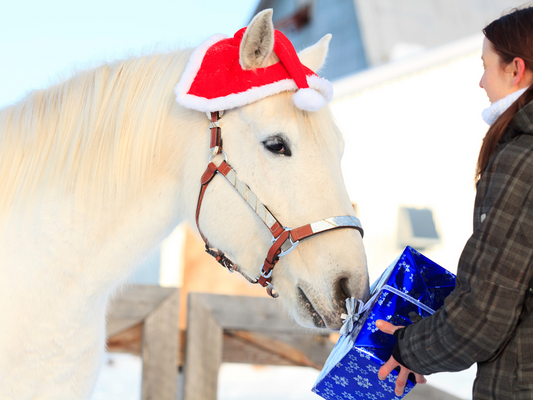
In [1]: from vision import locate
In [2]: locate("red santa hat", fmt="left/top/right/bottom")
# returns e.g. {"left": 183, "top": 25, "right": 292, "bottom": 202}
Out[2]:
{"left": 175, "top": 27, "right": 333, "bottom": 113}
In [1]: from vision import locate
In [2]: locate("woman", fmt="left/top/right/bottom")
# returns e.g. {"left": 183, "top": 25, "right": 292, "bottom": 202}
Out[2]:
{"left": 377, "top": 6, "right": 533, "bottom": 400}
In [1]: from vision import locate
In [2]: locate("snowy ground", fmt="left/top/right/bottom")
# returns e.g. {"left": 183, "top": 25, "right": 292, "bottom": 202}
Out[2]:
{"left": 91, "top": 353, "right": 477, "bottom": 400}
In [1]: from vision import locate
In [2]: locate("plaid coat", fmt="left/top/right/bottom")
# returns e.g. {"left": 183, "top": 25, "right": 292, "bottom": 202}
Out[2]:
{"left": 397, "top": 101, "right": 533, "bottom": 400}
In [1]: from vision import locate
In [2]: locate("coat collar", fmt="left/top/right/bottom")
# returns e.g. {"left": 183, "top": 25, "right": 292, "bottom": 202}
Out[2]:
{"left": 501, "top": 99, "right": 533, "bottom": 144}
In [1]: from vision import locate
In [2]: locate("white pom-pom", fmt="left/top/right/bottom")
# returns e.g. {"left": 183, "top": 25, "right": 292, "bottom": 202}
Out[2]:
{"left": 293, "top": 88, "right": 325, "bottom": 112}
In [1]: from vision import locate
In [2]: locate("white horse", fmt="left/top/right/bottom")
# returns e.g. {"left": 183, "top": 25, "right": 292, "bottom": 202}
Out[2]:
{"left": 0, "top": 10, "right": 368, "bottom": 400}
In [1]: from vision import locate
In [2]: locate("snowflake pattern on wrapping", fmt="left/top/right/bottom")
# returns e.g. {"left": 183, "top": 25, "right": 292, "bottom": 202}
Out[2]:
{"left": 378, "top": 379, "right": 394, "bottom": 393}
{"left": 354, "top": 376, "right": 373, "bottom": 389}
{"left": 366, "top": 365, "right": 379, "bottom": 374}
{"left": 312, "top": 247, "right": 456, "bottom": 400}
{"left": 344, "top": 362, "right": 355, "bottom": 374}
{"left": 377, "top": 292, "right": 388, "bottom": 306}
{"left": 366, "top": 320, "right": 379, "bottom": 333}
{"left": 332, "top": 375, "right": 350, "bottom": 387}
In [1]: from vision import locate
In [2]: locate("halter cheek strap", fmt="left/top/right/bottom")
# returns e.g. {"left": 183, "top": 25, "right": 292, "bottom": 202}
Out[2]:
{"left": 195, "top": 112, "right": 364, "bottom": 298}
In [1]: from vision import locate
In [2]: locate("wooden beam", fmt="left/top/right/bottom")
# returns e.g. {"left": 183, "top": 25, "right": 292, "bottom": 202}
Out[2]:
{"left": 107, "top": 323, "right": 143, "bottom": 355}
{"left": 107, "top": 326, "right": 335, "bottom": 370}
{"left": 182, "top": 293, "right": 223, "bottom": 400}
{"left": 106, "top": 285, "right": 176, "bottom": 337}
{"left": 199, "top": 293, "right": 307, "bottom": 333}
{"left": 141, "top": 288, "right": 180, "bottom": 400}
{"left": 222, "top": 331, "right": 299, "bottom": 367}
{"left": 223, "top": 330, "right": 333, "bottom": 370}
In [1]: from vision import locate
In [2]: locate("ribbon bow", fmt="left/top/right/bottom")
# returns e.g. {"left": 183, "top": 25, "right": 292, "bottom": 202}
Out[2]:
{"left": 339, "top": 297, "right": 366, "bottom": 336}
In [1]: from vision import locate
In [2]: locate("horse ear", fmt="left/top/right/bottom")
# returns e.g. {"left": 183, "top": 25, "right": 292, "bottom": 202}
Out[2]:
{"left": 297, "top": 34, "right": 332, "bottom": 73}
{"left": 240, "top": 9, "right": 275, "bottom": 70}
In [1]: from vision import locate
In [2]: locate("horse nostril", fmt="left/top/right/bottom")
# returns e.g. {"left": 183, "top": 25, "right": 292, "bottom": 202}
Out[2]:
{"left": 338, "top": 277, "right": 351, "bottom": 299}
{"left": 334, "top": 277, "right": 352, "bottom": 313}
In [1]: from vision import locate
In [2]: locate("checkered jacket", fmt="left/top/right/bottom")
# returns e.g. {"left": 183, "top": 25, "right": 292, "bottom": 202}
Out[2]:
{"left": 398, "top": 101, "right": 533, "bottom": 400}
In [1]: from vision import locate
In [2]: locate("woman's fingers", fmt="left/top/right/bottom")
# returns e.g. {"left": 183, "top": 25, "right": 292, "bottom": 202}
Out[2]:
{"left": 378, "top": 356, "right": 398, "bottom": 380}
{"left": 376, "top": 320, "right": 426, "bottom": 392}
{"left": 394, "top": 367, "right": 410, "bottom": 396}
{"left": 376, "top": 319, "right": 403, "bottom": 335}
{"left": 415, "top": 373, "right": 427, "bottom": 384}
{"left": 379, "top": 355, "right": 427, "bottom": 395}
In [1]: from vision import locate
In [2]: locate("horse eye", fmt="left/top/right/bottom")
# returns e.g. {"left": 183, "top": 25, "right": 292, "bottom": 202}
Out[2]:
{"left": 263, "top": 136, "right": 292, "bottom": 156}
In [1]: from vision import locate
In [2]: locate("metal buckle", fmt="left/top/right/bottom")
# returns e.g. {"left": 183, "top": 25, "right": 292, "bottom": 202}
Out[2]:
{"left": 260, "top": 264, "right": 273, "bottom": 279}
{"left": 277, "top": 228, "right": 299, "bottom": 258}
{"left": 266, "top": 282, "right": 279, "bottom": 298}
{"left": 220, "top": 258, "right": 234, "bottom": 273}
{"left": 209, "top": 150, "right": 227, "bottom": 163}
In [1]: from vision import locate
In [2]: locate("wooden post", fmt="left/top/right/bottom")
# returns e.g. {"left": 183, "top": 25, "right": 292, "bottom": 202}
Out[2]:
{"left": 182, "top": 293, "right": 223, "bottom": 400}
{"left": 107, "top": 285, "right": 176, "bottom": 337}
{"left": 141, "top": 288, "right": 181, "bottom": 400}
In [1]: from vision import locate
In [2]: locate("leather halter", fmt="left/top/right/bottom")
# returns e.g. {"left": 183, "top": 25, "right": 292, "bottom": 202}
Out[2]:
{"left": 196, "top": 111, "right": 364, "bottom": 298}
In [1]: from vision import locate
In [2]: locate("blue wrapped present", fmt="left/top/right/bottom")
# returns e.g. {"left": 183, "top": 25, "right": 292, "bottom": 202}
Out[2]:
{"left": 312, "top": 246, "right": 456, "bottom": 400}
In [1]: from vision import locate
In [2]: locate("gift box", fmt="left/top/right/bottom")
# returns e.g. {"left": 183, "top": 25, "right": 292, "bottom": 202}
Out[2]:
{"left": 312, "top": 246, "right": 456, "bottom": 400}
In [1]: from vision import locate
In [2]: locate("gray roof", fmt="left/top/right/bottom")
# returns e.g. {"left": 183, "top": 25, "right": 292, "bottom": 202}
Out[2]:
{"left": 253, "top": 0, "right": 368, "bottom": 80}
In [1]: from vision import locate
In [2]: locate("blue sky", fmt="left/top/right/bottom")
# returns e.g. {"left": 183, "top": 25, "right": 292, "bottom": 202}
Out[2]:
{"left": 0, "top": 0, "right": 261, "bottom": 108}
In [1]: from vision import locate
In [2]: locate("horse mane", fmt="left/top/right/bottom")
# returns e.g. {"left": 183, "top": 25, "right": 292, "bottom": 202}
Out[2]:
{"left": 0, "top": 44, "right": 343, "bottom": 218}
{"left": 0, "top": 47, "right": 193, "bottom": 214}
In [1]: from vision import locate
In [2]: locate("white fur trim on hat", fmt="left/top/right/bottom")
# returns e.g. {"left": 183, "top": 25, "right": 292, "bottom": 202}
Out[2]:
{"left": 174, "top": 34, "right": 228, "bottom": 105}
{"left": 308, "top": 75, "right": 333, "bottom": 103}
{"left": 177, "top": 78, "right": 300, "bottom": 113}
{"left": 293, "top": 88, "right": 325, "bottom": 112}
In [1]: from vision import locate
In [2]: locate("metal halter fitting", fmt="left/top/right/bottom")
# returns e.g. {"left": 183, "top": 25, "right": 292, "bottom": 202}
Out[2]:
{"left": 195, "top": 111, "right": 364, "bottom": 298}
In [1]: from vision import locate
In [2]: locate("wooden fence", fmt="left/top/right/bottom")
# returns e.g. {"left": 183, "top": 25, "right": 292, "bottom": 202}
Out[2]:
{"left": 106, "top": 285, "right": 462, "bottom": 400}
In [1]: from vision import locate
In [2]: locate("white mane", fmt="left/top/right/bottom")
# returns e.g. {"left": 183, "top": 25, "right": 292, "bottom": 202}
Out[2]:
{"left": 0, "top": 48, "right": 193, "bottom": 215}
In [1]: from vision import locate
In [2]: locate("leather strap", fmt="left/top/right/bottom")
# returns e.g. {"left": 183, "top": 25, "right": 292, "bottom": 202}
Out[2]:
{"left": 196, "top": 162, "right": 218, "bottom": 245}
{"left": 258, "top": 230, "right": 291, "bottom": 287}
{"left": 291, "top": 216, "right": 364, "bottom": 241}
{"left": 210, "top": 111, "right": 222, "bottom": 155}
{"left": 257, "top": 217, "right": 363, "bottom": 288}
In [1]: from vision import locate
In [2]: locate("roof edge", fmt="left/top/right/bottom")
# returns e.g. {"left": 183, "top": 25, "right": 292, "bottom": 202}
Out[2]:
{"left": 332, "top": 33, "right": 484, "bottom": 101}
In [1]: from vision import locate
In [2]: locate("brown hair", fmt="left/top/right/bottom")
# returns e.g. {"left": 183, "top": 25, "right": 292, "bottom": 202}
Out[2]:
{"left": 476, "top": 6, "right": 533, "bottom": 181}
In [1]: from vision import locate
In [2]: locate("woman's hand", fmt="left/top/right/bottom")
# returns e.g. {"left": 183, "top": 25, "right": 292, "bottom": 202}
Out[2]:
{"left": 376, "top": 319, "right": 427, "bottom": 397}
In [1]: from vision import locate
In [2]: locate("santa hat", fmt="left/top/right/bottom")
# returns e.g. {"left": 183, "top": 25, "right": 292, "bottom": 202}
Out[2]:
{"left": 175, "top": 27, "right": 333, "bottom": 113}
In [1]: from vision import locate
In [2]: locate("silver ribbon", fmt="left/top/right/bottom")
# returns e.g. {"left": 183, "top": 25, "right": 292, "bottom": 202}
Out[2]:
{"left": 340, "top": 297, "right": 366, "bottom": 336}
{"left": 339, "top": 285, "right": 437, "bottom": 337}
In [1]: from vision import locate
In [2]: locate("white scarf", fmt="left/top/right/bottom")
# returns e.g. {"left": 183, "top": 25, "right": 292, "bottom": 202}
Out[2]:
{"left": 482, "top": 88, "right": 528, "bottom": 125}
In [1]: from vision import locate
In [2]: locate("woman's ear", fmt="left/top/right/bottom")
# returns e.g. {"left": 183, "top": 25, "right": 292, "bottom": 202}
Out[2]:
{"left": 511, "top": 57, "right": 529, "bottom": 87}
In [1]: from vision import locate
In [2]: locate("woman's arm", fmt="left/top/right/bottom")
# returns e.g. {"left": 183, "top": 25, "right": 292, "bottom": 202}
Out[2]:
{"left": 394, "top": 137, "right": 533, "bottom": 375}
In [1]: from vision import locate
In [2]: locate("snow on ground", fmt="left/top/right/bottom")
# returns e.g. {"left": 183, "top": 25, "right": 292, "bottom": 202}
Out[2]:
{"left": 91, "top": 353, "right": 142, "bottom": 400}
{"left": 91, "top": 353, "right": 477, "bottom": 400}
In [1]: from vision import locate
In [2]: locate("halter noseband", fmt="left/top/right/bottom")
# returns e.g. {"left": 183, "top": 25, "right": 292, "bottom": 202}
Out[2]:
{"left": 196, "top": 111, "right": 364, "bottom": 298}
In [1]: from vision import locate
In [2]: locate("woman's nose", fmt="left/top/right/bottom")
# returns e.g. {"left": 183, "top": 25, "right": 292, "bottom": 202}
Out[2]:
{"left": 479, "top": 77, "right": 483, "bottom": 89}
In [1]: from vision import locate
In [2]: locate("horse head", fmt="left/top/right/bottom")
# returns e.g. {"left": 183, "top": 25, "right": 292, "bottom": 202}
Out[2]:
{"left": 177, "top": 9, "right": 369, "bottom": 330}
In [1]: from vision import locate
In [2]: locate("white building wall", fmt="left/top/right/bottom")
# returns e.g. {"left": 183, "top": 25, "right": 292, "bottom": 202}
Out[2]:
{"left": 332, "top": 34, "right": 489, "bottom": 283}
{"left": 353, "top": 0, "right": 527, "bottom": 65}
